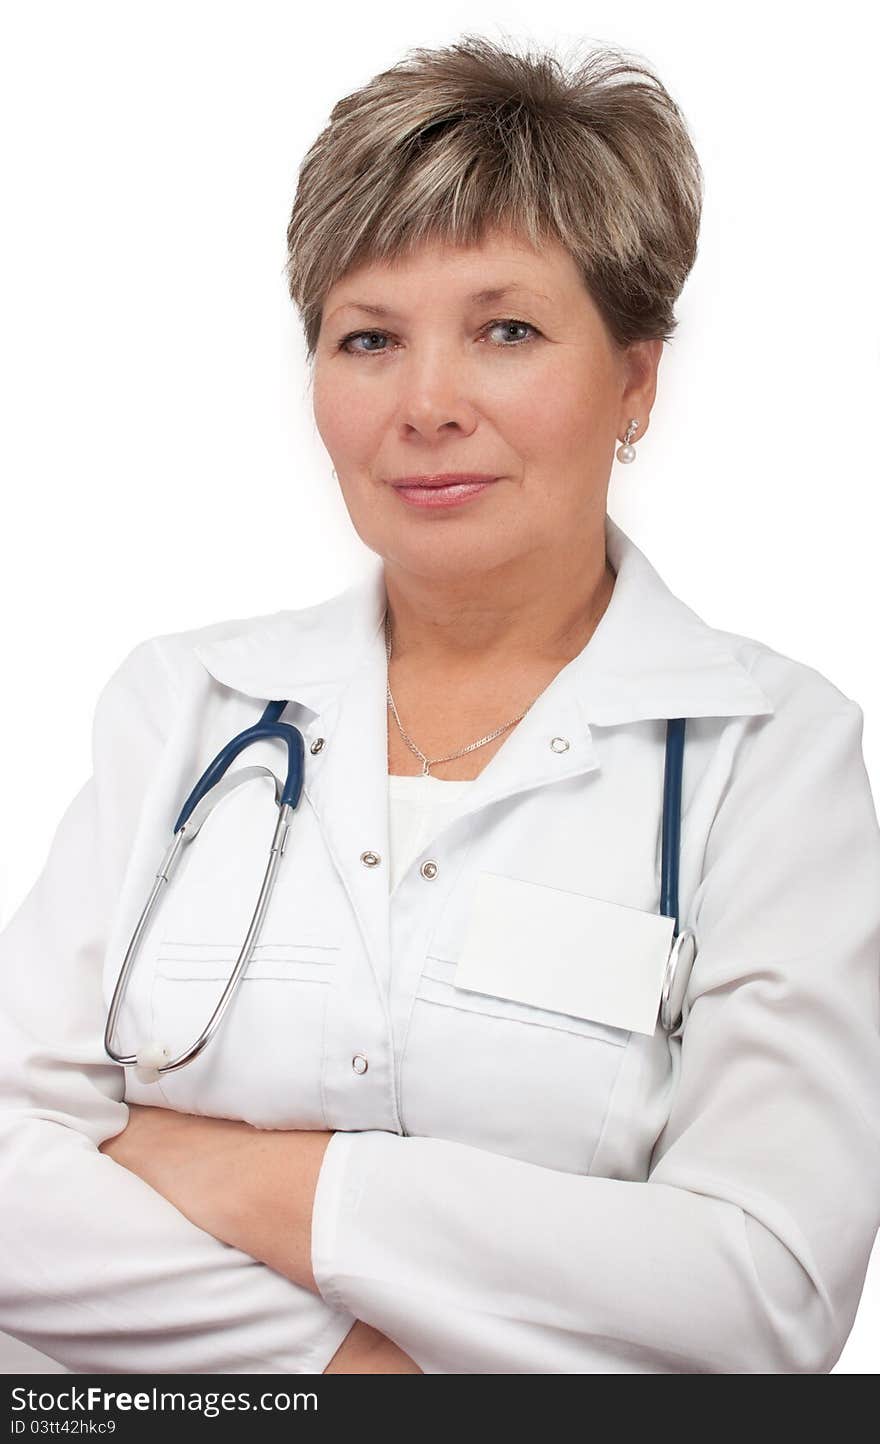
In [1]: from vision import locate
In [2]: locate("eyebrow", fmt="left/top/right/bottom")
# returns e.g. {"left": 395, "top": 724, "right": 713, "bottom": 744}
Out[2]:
{"left": 326, "top": 284, "right": 552, "bottom": 323}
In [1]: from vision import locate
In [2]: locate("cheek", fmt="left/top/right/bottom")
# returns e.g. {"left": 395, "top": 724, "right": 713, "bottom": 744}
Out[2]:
{"left": 490, "top": 363, "right": 614, "bottom": 530}
{"left": 312, "top": 369, "right": 382, "bottom": 462}
{"left": 490, "top": 354, "right": 609, "bottom": 462}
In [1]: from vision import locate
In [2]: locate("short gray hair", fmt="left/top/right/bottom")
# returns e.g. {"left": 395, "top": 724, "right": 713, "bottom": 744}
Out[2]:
{"left": 286, "top": 34, "right": 704, "bottom": 361}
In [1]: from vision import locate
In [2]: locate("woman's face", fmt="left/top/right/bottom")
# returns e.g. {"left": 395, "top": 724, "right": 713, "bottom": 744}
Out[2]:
{"left": 312, "top": 227, "right": 661, "bottom": 582}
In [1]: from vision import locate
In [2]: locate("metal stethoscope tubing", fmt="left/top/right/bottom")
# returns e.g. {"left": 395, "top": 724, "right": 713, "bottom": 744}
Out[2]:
{"left": 104, "top": 701, "right": 302, "bottom": 1081}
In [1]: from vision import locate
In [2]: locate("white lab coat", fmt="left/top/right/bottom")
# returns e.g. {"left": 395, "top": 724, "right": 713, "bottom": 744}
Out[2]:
{"left": 1, "top": 513, "right": 879, "bottom": 1375}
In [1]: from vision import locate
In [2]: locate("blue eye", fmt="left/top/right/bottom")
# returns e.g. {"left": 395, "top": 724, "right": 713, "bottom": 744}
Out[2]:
{"left": 484, "top": 318, "right": 538, "bottom": 346}
{"left": 338, "top": 329, "right": 390, "bottom": 355}
{"left": 336, "top": 318, "right": 540, "bottom": 356}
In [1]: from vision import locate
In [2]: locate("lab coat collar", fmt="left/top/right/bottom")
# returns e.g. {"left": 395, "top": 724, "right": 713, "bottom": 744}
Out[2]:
{"left": 191, "top": 513, "right": 774, "bottom": 727}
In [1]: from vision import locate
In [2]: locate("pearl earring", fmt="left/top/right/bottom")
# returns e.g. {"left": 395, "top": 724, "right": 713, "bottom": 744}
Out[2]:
{"left": 616, "top": 419, "right": 640, "bottom": 464}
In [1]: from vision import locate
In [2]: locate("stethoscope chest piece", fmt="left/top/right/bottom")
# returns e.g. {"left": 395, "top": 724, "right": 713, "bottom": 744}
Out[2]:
{"left": 660, "top": 926, "right": 697, "bottom": 1034}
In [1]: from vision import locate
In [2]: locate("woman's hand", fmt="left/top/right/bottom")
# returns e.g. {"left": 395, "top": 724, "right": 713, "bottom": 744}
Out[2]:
{"left": 98, "top": 1103, "right": 330, "bottom": 1291}
{"left": 100, "top": 1104, "right": 424, "bottom": 1372}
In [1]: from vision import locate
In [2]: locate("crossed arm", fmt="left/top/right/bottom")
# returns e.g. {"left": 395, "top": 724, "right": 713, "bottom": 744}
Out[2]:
{"left": 99, "top": 1104, "right": 422, "bottom": 1374}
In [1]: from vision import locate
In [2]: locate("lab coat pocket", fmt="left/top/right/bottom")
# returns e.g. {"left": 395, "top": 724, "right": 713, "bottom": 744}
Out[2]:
{"left": 399, "top": 871, "right": 670, "bottom": 1176}
{"left": 145, "top": 938, "right": 337, "bottom": 1130}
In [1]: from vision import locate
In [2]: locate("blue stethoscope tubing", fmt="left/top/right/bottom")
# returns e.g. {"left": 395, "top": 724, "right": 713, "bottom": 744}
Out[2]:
{"left": 174, "top": 698, "right": 303, "bottom": 830}
{"left": 660, "top": 717, "right": 697, "bottom": 1030}
{"left": 661, "top": 717, "right": 685, "bottom": 932}
{"left": 104, "top": 703, "right": 695, "bottom": 1080}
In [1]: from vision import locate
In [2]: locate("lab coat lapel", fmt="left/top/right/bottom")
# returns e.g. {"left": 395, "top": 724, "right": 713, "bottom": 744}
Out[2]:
{"left": 573, "top": 514, "right": 775, "bottom": 725}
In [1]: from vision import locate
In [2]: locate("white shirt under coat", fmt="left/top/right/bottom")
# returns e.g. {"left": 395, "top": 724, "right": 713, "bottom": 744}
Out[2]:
{"left": 1, "top": 512, "right": 879, "bottom": 1375}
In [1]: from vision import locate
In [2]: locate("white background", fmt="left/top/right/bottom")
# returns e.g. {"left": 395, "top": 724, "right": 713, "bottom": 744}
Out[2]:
{"left": 1, "top": 0, "right": 877, "bottom": 1374}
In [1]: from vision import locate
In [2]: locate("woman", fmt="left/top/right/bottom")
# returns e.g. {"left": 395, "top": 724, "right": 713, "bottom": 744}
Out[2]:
{"left": 2, "top": 35, "right": 879, "bottom": 1377}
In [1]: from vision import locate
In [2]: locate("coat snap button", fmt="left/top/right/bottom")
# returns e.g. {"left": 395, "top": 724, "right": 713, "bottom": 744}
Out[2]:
{"left": 420, "top": 860, "right": 438, "bottom": 879}
{"left": 352, "top": 1054, "right": 368, "bottom": 1074}
{"left": 310, "top": 737, "right": 325, "bottom": 754}
{"left": 550, "top": 736, "right": 570, "bottom": 752}
{"left": 360, "top": 850, "right": 381, "bottom": 867}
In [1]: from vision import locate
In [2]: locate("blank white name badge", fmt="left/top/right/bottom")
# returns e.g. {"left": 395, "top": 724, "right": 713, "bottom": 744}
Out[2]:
{"left": 453, "top": 871, "right": 676, "bottom": 1036}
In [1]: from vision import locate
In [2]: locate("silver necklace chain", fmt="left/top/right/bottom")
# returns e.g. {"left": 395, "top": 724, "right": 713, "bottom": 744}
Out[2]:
{"left": 384, "top": 609, "right": 540, "bottom": 778}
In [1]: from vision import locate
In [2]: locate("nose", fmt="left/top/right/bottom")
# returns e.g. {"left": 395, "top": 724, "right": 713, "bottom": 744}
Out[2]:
{"left": 394, "top": 342, "right": 479, "bottom": 438}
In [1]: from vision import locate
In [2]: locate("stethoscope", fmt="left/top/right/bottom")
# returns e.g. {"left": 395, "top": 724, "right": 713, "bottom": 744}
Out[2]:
{"left": 104, "top": 704, "right": 697, "bottom": 1083}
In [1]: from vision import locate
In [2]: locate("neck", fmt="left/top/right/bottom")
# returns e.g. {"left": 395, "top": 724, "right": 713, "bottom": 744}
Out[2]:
{"left": 383, "top": 541, "right": 615, "bottom": 676}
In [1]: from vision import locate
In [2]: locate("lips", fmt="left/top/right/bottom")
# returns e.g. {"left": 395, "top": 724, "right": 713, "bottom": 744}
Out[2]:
{"left": 389, "top": 473, "right": 500, "bottom": 488}
{"left": 391, "top": 476, "right": 499, "bottom": 508}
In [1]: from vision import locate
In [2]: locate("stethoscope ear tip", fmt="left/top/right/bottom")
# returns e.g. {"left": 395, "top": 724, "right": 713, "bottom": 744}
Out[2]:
{"left": 135, "top": 1039, "right": 171, "bottom": 1084}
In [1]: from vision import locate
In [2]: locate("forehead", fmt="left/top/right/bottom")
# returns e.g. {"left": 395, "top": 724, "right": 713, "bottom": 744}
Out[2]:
{"left": 323, "top": 229, "right": 580, "bottom": 316}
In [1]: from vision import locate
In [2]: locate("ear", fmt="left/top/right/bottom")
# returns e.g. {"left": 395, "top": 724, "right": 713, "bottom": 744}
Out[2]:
{"left": 618, "top": 338, "right": 663, "bottom": 439}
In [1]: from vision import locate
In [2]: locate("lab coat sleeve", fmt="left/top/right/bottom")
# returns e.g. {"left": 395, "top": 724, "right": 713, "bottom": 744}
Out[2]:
{"left": 309, "top": 696, "right": 880, "bottom": 1373}
{"left": 0, "top": 638, "right": 355, "bottom": 1374}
